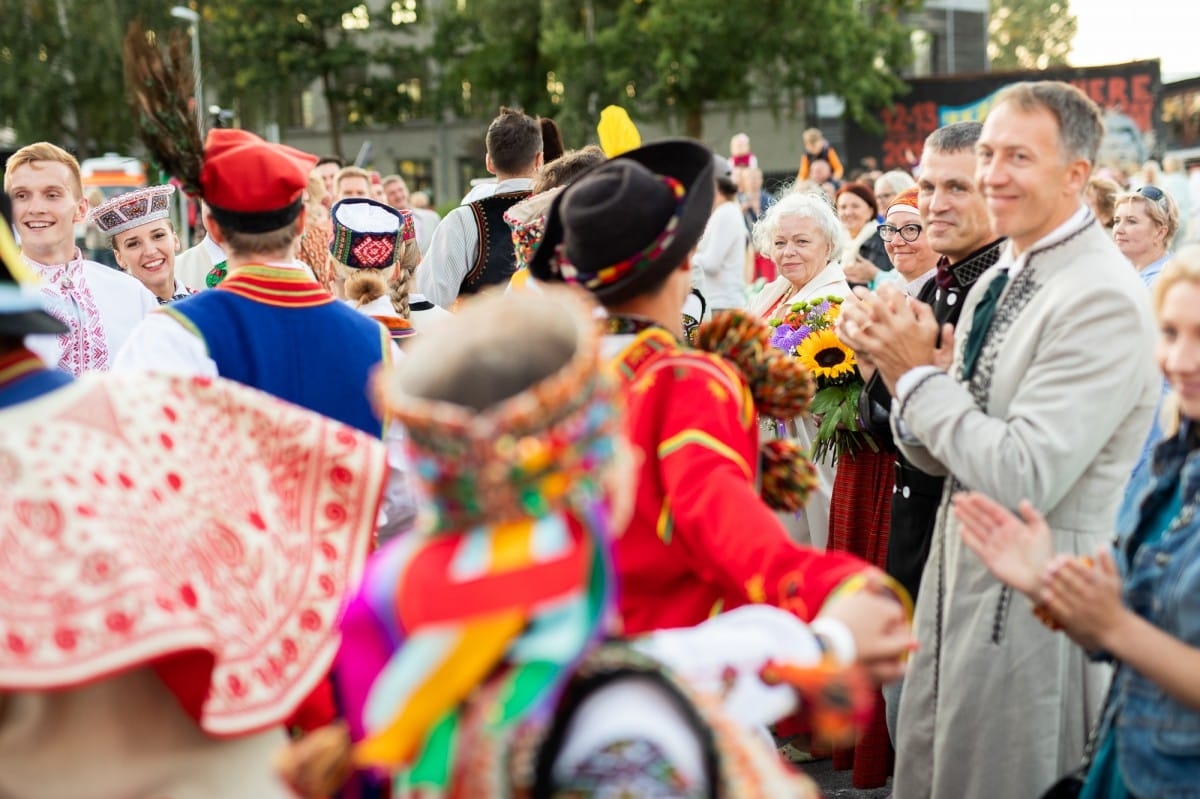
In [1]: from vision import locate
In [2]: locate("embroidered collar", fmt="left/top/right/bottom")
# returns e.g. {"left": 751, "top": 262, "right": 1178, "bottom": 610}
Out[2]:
{"left": 156, "top": 280, "right": 197, "bottom": 306}
{"left": 217, "top": 263, "right": 333, "bottom": 307}
{"left": 20, "top": 248, "right": 86, "bottom": 287}
{"left": 604, "top": 314, "right": 670, "bottom": 337}
{"left": 609, "top": 326, "right": 678, "bottom": 383}
{"left": 0, "top": 347, "right": 44, "bottom": 389}
{"left": 935, "top": 238, "right": 1005, "bottom": 290}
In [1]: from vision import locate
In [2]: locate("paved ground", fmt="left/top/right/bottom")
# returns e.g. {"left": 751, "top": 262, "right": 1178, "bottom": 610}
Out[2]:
{"left": 798, "top": 758, "right": 892, "bottom": 798}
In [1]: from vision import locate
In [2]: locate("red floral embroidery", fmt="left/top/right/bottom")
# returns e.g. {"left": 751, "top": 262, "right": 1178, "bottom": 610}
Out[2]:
{"left": 0, "top": 373, "right": 388, "bottom": 736}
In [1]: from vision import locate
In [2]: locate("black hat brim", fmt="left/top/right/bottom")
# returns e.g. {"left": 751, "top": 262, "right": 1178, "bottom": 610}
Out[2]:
{"left": 529, "top": 139, "right": 715, "bottom": 304}
{"left": 0, "top": 310, "right": 69, "bottom": 336}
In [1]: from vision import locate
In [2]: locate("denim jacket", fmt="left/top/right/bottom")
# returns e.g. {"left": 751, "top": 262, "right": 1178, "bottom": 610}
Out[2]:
{"left": 1110, "top": 420, "right": 1200, "bottom": 798}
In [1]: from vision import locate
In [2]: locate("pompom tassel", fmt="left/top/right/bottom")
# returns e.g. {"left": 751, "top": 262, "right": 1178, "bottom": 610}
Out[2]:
{"left": 695, "top": 310, "right": 815, "bottom": 420}
{"left": 760, "top": 438, "right": 818, "bottom": 512}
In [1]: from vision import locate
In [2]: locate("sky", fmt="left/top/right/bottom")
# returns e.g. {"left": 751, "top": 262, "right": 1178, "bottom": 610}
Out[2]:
{"left": 1070, "top": 0, "right": 1200, "bottom": 80}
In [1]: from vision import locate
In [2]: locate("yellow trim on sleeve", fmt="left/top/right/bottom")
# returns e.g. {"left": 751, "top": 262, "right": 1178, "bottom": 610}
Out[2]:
{"left": 657, "top": 429, "right": 752, "bottom": 481}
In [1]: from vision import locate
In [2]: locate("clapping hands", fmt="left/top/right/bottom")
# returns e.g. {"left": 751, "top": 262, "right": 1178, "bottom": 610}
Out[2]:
{"left": 955, "top": 491, "right": 1126, "bottom": 652}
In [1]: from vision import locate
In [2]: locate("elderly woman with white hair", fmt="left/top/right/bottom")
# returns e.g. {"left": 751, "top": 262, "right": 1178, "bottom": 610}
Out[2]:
{"left": 749, "top": 189, "right": 849, "bottom": 550}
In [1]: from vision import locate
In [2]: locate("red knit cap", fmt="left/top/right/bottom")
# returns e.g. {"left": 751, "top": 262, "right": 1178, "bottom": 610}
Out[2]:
{"left": 200, "top": 129, "right": 318, "bottom": 233}
{"left": 886, "top": 186, "right": 921, "bottom": 218}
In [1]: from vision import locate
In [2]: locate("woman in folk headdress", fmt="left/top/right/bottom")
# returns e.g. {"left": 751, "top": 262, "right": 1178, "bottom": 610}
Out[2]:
{"left": 90, "top": 184, "right": 196, "bottom": 304}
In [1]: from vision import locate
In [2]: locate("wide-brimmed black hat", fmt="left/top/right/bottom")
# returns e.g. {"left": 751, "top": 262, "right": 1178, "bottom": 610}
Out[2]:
{"left": 0, "top": 192, "right": 69, "bottom": 336}
{"left": 528, "top": 139, "right": 715, "bottom": 304}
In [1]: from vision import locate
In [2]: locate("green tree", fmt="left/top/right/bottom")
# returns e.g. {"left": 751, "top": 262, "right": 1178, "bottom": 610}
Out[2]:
{"left": 0, "top": 0, "right": 175, "bottom": 156}
{"left": 989, "top": 0, "right": 1077, "bottom": 71}
{"left": 205, "top": 0, "right": 427, "bottom": 158}
{"left": 433, "top": 0, "right": 917, "bottom": 142}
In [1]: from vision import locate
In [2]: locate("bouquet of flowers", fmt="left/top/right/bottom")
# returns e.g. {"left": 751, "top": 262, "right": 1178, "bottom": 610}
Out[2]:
{"left": 768, "top": 295, "right": 875, "bottom": 463}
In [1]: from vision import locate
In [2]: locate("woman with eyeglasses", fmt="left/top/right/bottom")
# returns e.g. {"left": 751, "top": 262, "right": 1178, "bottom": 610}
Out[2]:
{"left": 1113, "top": 186, "right": 1180, "bottom": 288}
{"left": 824, "top": 187, "right": 941, "bottom": 788}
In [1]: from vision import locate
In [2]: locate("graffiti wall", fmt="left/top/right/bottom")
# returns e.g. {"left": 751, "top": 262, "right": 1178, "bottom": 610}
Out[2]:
{"left": 846, "top": 60, "right": 1162, "bottom": 171}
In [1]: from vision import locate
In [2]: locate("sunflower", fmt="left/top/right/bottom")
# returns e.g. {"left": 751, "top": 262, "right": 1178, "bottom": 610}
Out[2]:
{"left": 796, "top": 328, "right": 856, "bottom": 380}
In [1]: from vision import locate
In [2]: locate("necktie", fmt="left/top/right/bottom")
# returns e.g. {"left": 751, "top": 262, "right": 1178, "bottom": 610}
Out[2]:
{"left": 959, "top": 268, "right": 1009, "bottom": 381}
{"left": 934, "top": 255, "right": 956, "bottom": 290}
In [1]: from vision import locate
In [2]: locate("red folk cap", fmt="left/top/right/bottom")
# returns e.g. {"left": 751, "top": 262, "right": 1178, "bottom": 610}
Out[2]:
{"left": 200, "top": 129, "right": 319, "bottom": 234}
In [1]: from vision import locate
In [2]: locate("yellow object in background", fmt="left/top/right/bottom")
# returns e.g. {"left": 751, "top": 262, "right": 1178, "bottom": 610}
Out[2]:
{"left": 597, "top": 106, "right": 642, "bottom": 158}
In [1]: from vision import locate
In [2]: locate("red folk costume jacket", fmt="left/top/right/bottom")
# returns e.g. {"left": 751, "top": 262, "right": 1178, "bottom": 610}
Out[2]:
{"left": 609, "top": 327, "right": 870, "bottom": 635}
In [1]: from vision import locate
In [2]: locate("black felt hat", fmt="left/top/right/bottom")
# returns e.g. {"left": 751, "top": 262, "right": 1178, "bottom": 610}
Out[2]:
{"left": 528, "top": 139, "right": 715, "bottom": 304}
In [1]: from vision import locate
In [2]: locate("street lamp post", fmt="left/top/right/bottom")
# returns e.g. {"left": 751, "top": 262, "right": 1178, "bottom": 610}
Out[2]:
{"left": 169, "top": 6, "right": 203, "bottom": 133}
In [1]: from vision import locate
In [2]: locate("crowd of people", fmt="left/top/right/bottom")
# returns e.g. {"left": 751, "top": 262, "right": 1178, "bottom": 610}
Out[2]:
{"left": 2, "top": 72, "right": 1200, "bottom": 799}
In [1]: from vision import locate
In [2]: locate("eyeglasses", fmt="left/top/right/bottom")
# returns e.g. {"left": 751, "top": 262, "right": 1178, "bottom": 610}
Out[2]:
{"left": 1138, "top": 185, "right": 1166, "bottom": 204}
{"left": 878, "top": 223, "right": 923, "bottom": 243}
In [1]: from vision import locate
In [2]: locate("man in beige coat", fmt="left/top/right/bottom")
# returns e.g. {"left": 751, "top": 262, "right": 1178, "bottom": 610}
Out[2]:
{"left": 839, "top": 82, "right": 1159, "bottom": 798}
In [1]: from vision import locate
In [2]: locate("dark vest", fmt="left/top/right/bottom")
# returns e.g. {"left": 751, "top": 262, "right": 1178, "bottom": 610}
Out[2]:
{"left": 461, "top": 190, "right": 531, "bottom": 295}
{"left": 859, "top": 238, "right": 1005, "bottom": 600}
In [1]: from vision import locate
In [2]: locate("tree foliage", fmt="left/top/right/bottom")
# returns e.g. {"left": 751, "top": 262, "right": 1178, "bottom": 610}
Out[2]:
{"left": 989, "top": 0, "right": 1077, "bottom": 71}
{"left": 205, "top": 0, "right": 427, "bottom": 158}
{"left": 0, "top": 0, "right": 176, "bottom": 157}
{"left": 2, "top": 0, "right": 918, "bottom": 158}
{"left": 0, "top": 0, "right": 427, "bottom": 159}
{"left": 436, "top": 0, "right": 918, "bottom": 142}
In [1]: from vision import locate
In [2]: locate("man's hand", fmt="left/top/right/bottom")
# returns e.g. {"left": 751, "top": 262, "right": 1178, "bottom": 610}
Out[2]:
{"left": 835, "top": 284, "right": 949, "bottom": 392}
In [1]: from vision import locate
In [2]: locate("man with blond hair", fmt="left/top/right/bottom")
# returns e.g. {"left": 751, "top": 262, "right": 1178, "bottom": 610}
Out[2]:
{"left": 334, "top": 166, "right": 373, "bottom": 200}
{"left": 3, "top": 142, "right": 156, "bottom": 373}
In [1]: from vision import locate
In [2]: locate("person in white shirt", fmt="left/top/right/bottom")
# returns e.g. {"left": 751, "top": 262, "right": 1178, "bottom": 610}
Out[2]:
{"left": 173, "top": 202, "right": 230, "bottom": 290}
{"left": 417, "top": 107, "right": 542, "bottom": 306}
{"left": 3, "top": 142, "right": 156, "bottom": 374}
{"left": 381, "top": 173, "right": 440, "bottom": 256}
{"left": 693, "top": 164, "right": 748, "bottom": 311}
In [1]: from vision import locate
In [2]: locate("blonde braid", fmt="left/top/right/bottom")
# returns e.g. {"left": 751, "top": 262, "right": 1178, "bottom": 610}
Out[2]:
{"left": 389, "top": 239, "right": 421, "bottom": 319}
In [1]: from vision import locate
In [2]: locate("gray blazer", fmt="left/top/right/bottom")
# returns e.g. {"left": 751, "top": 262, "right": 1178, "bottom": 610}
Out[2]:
{"left": 890, "top": 211, "right": 1159, "bottom": 799}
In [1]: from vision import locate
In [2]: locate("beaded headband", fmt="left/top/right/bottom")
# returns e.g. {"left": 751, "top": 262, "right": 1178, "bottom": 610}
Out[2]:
{"left": 504, "top": 187, "right": 562, "bottom": 272}
{"left": 379, "top": 290, "right": 620, "bottom": 530}
{"left": 89, "top": 184, "right": 176, "bottom": 237}
{"left": 553, "top": 175, "right": 686, "bottom": 291}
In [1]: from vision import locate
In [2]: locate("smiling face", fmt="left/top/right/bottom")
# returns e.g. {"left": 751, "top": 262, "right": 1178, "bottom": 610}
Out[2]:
{"left": 113, "top": 220, "right": 180, "bottom": 301}
{"left": 883, "top": 209, "right": 938, "bottom": 282}
{"left": 1112, "top": 197, "right": 1168, "bottom": 269}
{"left": 771, "top": 214, "right": 833, "bottom": 289}
{"left": 976, "top": 101, "right": 1091, "bottom": 254}
{"left": 7, "top": 160, "right": 88, "bottom": 264}
{"left": 836, "top": 190, "right": 874, "bottom": 237}
{"left": 1157, "top": 279, "right": 1200, "bottom": 421}
{"left": 918, "top": 148, "right": 994, "bottom": 264}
